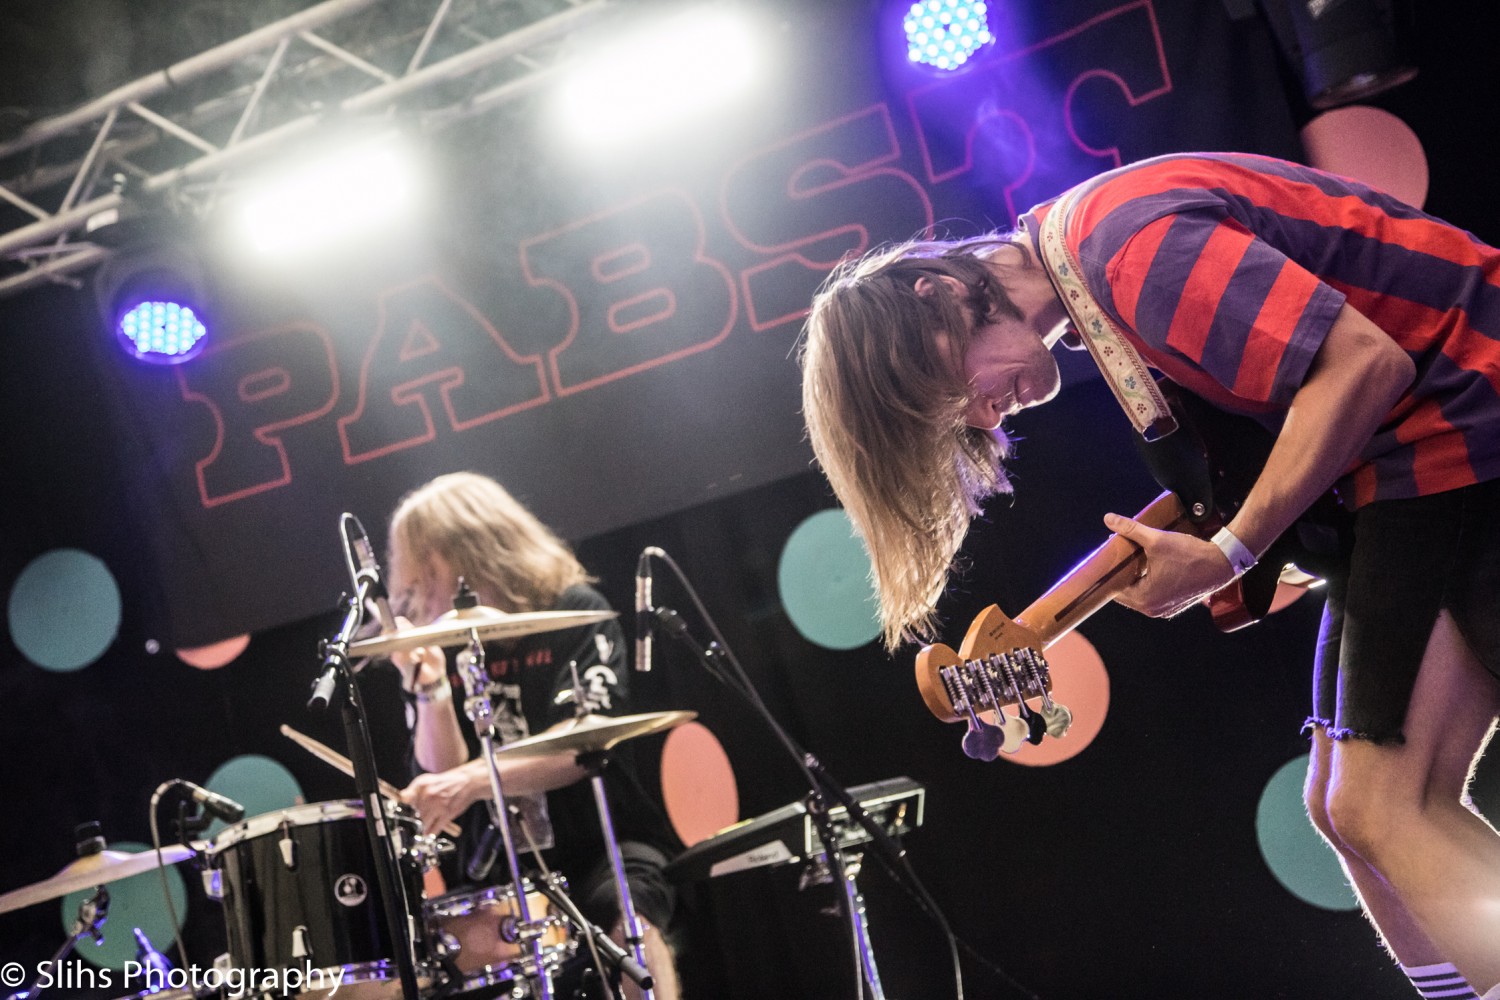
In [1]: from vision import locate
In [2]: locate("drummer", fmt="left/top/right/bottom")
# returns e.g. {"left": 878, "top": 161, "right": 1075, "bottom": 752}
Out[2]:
{"left": 384, "top": 471, "right": 681, "bottom": 1000}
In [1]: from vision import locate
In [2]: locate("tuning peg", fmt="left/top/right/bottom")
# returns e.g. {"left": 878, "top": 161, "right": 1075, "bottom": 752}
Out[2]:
{"left": 961, "top": 716, "right": 1004, "bottom": 761}
{"left": 1040, "top": 700, "right": 1073, "bottom": 739}
{"left": 1017, "top": 701, "right": 1047, "bottom": 745}
{"left": 996, "top": 711, "right": 1032, "bottom": 754}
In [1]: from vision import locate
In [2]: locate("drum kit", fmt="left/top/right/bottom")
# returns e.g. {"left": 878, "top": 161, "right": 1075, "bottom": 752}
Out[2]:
{"left": 0, "top": 605, "right": 694, "bottom": 1000}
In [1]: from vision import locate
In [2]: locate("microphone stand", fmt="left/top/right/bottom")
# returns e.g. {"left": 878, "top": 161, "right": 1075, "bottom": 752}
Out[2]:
{"left": 532, "top": 849, "right": 654, "bottom": 994}
{"left": 651, "top": 607, "right": 882, "bottom": 1000}
{"left": 307, "top": 582, "right": 422, "bottom": 1000}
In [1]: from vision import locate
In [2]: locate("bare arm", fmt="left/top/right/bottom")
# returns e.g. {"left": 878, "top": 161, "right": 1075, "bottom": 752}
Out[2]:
{"left": 389, "top": 618, "right": 469, "bottom": 774}
{"left": 399, "top": 751, "right": 588, "bottom": 834}
{"left": 1108, "top": 302, "right": 1416, "bottom": 617}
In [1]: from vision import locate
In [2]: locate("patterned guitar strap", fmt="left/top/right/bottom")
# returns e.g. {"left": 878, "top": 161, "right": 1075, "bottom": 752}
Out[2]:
{"left": 1034, "top": 188, "right": 1178, "bottom": 442}
{"left": 1035, "top": 189, "right": 1228, "bottom": 523}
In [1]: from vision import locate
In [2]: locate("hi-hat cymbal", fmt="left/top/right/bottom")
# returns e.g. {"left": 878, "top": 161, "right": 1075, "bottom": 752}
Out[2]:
{"left": 350, "top": 605, "right": 617, "bottom": 658}
{"left": 0, "top": 845, "right": 195, "bottom": 915}
{"left": 494, "top": 711, "right": 697, "bottom": 760}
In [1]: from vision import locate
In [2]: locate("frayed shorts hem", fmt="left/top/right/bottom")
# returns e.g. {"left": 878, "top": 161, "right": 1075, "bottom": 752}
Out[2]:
{"left": 1302, "top": 716, "right": 1405, "bottom": 746}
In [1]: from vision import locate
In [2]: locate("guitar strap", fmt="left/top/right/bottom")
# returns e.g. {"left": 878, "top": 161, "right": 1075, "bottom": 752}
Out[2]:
{"left": 1035, "top": 189, "right": 1216, "bottom": 521}
{"left": 1034, "top": 188, "right": 1177, "bottom": 441}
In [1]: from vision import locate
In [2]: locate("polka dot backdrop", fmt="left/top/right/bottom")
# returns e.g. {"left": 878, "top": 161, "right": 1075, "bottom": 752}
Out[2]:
{"left": 201, "top": 755, "right": 304, "bottom": 840}
{"left": 776, "top": 509, "right": 881, "bottom": 650}
{"left": 1301, "top": 105, "right": 1429, "bottom": 209}
{"left": 1255, "top": 756, "right": 1358, "bottom": 911}
{"left": 175, "top": 634, "right": 251, "bottom": 670}
{"left": 999, "top": 630, "right": 1111, "bottom": 767}
{"left": 8, "top": 548, "right": 121, "bottom": 672}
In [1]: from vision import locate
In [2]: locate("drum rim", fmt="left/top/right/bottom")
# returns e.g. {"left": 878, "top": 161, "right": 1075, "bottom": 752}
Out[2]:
{"left": 207, "top": 799, "right": 415, "bottom": 851}
{"left": 423, "top": 871, "right": 568, "bottom": 916}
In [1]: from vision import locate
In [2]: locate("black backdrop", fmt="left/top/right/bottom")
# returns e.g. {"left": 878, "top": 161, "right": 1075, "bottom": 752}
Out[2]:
{"left": 3, "top": 0, "right": 1500, "bottom": 997}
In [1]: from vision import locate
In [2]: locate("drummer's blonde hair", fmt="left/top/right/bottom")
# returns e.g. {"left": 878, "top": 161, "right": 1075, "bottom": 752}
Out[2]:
{"left": 387, "top": 471, "right": 592, "bottom": 622}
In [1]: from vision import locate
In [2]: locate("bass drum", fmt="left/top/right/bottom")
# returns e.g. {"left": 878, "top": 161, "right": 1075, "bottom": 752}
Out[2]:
{"left": 206, "top": 800, "right": 431, "bottom": 999}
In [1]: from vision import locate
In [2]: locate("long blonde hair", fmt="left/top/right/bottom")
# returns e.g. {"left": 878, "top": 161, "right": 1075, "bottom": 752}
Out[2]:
{"left": 799, "top": 235, "right": 1029, "bottom": 649}
{"left": 387, "top": 471, "right": 593, "bottom": 623}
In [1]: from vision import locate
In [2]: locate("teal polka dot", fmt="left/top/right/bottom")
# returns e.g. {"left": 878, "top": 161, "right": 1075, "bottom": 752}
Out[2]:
{"left": 777, "top": 509, "right": 880, "bottom": 650}
{"left": 1255, "top": 757, "right": 1359, "bottom": 911}
{"left": 9, "top": 549, "right": 121, "bottom": 671}
{"left": 202, "top": 755, "right": 304, "bottom": 839}
{"left": 62, "top": 841, "right": 187, "bottom": 970}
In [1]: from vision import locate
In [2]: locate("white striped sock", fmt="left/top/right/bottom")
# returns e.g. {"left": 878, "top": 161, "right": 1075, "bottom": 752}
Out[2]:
{"left": 1400, "top": 962, "right": 1479, "bottom": 1000}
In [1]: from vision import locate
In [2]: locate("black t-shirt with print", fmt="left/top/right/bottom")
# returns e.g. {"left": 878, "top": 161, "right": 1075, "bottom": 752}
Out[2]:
{"left": 435, "top": 583, "right": 675, "bottom": 891}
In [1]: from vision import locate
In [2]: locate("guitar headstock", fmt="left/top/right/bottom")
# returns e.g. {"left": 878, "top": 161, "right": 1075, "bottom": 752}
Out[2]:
{"left": 914, "top": 605, "right": 1072, "bottom": 760}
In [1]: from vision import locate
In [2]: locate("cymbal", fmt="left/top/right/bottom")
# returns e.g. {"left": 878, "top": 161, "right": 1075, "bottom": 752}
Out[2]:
{"left": 494, "top": 711, "right": 697, "bottom": 760}
{"left": 350, "top": 605, "right": 618, "bottom": 658}
{"left": 0, "top": 844, "right": 195, "bottom": 915}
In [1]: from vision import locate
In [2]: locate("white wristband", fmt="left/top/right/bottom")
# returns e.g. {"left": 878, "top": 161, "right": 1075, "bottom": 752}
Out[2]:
{"left": 1210, "top": 527, "right": 1257, "bottom": 579}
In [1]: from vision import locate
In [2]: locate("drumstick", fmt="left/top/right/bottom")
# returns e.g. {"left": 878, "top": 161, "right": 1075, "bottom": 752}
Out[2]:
{"left": 279, "top": 724, "right": 462, "bottom": 837}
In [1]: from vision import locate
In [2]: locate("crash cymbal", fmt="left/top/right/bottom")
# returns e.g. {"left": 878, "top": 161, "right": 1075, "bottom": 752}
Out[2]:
{"left": 494, "top": 710, "right": 697, "bottom": 760}
{"left": 0, "top": 844, "right": 195, "bottom": 915}
{"left": 350, "top": 605, "right": 617, "bottom": 658}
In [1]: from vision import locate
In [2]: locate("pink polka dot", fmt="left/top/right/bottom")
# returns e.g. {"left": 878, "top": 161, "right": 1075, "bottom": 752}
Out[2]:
{"left": 1301, "top": 106, "right": 1428, "bottom": 208}
{"left": 176, "top": 634, "right": 250, "bottom": 669}
{"left": 660, "top": 722, "right": 739, "bottom": 846}
{"left": 1002, "top": 630, "right": 1110, "bottom": 767}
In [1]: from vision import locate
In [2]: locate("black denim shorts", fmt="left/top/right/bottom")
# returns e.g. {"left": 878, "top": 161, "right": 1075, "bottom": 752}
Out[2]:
{"left": 1309, "top": 478, "right": 1500, "bottom": 744}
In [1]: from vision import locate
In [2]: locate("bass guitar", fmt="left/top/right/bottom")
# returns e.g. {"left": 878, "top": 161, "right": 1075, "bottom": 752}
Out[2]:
{"left": 915, "top": 394, "right": 1343, "bottom": 760}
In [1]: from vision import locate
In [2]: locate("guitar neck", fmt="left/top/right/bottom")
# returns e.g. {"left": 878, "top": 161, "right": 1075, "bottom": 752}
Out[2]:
{"left": 1015, "top": 491, "right": 1194, "bottom": 648}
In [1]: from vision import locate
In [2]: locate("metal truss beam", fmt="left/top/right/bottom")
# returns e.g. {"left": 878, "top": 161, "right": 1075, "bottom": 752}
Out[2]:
{"left": 0, "top": 0, "right": 612, "bottom": 300}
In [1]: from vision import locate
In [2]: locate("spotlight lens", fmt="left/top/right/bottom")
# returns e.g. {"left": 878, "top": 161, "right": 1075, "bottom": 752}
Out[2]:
{"left": 905, "top": 0, "right": 992, "bottom": 70}
{"left": 118, "top": 300, "right": 207, "bottom": 363}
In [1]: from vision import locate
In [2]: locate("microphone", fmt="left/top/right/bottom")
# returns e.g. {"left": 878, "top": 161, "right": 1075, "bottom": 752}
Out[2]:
{"left": 635, "top": 546, "right": 665, "bottom": 673}
{"left": 465, "top": 820, "right": 504, "bottom": 882}
{"left": 178, "top": 781, "right": 246, "bottom": 824}
{"left": 346, "top": 514, "right": 396, "bottom": 634}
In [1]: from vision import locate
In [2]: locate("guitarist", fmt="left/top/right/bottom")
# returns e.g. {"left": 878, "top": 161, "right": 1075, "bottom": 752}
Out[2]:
{"left": 798, "top": 152, "right": 1500, "bottom": 999}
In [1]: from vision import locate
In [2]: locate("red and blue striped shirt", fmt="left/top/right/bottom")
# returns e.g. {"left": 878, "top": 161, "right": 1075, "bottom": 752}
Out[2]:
{"left": 1023, "top": 152, "right": 1500, "bottom": 508}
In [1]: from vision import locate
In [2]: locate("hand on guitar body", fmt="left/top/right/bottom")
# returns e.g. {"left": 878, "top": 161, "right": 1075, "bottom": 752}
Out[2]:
{"left": 1101, "top": 512, "right": 1239, "bottom": 620}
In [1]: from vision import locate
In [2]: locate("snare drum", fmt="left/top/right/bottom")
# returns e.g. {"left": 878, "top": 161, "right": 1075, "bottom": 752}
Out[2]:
{"left": 424, "top": 872, "right": 575, "bottom": 990}
{"left": 205, "top": 800, "right": 430, "bottom": 1000}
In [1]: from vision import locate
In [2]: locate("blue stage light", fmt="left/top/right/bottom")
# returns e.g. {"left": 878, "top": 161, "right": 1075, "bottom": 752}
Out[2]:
{"left": 904, "top": 0, "right": 993, "bottom": 71}
{"left": 116, "top": 299, "right": 208, "bottom": 364}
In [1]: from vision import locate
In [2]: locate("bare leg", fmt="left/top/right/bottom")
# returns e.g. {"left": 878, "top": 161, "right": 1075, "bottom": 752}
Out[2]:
{"left": 1320, "top": 612, "right": 1500, "bottom": 988}
{"left": 1306, "top": 729, "right": 1441, "bottom": 962}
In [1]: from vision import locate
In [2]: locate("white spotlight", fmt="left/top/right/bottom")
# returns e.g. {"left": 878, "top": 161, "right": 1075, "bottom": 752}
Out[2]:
{"left": 231, "top": 136, "right": 423, "bottom": 260}
{"left": 555, "top": 7, "right": 761, "bottom": 146}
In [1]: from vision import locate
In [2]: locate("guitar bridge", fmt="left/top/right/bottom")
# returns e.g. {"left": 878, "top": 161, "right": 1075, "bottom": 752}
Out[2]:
{"left": 938, "top": 648, "right": 1051, "bottom": 713}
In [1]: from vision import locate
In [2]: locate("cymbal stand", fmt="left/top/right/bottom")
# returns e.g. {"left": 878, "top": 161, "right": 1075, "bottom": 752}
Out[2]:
{"left": 455, "top": 616, "right": 555, "bottom": 1000}
{"left": 575, "top": 748, "right": 654, "bottom": 999}
{"left": 7, "top": 887, "right": 109, "bottom": 1000}
{"left": 563, "top": 664, "right": 655, "bottom": 999}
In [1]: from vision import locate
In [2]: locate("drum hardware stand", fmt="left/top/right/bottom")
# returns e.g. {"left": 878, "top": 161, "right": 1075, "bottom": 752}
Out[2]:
{"left": 308, "top": 575, "right": 424, "bottom": 1000}
{"left": 573, "top": 748, "right": 655, "bottom": 999}
{"left": 532, "top": 874, "right": 652, "bottom": 995}
{"left": 451, "top": 580, "right": 558, "bottom": 1000}
{"left": 562, "top": 663, "right": 656, "bottom": 1000}
{"left": 6, "top": 827, "right": 111, "bottom": 1000}
{"left": 649, "top": 604, "right": 890, "bottom": 1000}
